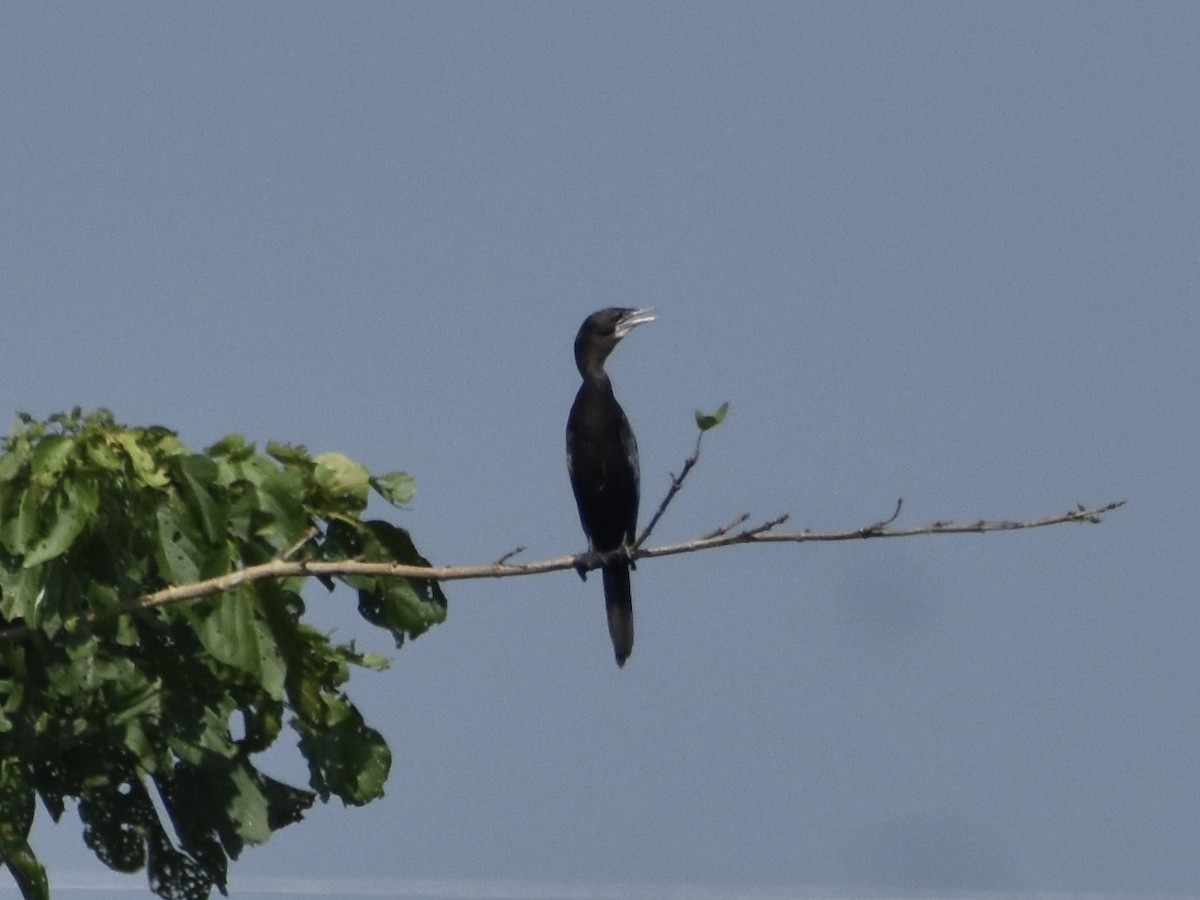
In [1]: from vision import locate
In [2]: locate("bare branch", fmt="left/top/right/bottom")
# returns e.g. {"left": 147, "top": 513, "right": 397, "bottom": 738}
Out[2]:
{"left": 0, "top": 499, "right": 1125, "bottom": 642}
{"left": 641, "top": 500, "right": 1125, "bottom": 559}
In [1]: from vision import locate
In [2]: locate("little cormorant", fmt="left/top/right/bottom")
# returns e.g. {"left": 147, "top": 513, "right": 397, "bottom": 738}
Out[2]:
{"left": 566, "top": 307, "right": 656, "bottom": 667}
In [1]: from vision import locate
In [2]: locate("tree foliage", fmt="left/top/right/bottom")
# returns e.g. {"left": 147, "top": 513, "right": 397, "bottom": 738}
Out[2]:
{"left": 0, "top": 409, "right": 446, "bottom": 900}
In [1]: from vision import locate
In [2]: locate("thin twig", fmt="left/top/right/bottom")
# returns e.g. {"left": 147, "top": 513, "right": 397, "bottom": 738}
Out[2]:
{"left": 702, "top": 512, "right": 750, "bottom": 540}
{"left": 738, "top": 513, "right": 790, "bottom": 538}
{"left": 493, "top": 546, "right": 526, "bottom": 566}
{"left": 859, "top": 498, "right": 904, "bottom": 536}
{"left": 281, "top": 525, "right": 321, "bottom": 561}
{"left": 635, "top": 431, "right": 703, "bottom": 548}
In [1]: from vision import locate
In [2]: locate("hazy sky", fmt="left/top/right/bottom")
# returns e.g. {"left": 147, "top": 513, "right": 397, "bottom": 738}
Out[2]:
{"left": 4, "top": 3, "right": 1198, "bottom": 897}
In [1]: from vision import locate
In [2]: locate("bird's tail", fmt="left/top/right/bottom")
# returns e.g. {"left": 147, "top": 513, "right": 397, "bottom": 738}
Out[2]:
{"left": 602, "top": 563, "right": 634, "bottom": 667}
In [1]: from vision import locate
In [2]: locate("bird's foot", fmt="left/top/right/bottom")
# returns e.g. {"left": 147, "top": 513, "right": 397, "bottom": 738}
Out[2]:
{"left": 572, "top": 550, "right": 601, "bottom": 582}
{"left": 574, "top": 546, "right": 636, "bottom": 580}
{"left": 597, "top": 545, "right": 636, "bottom": 569}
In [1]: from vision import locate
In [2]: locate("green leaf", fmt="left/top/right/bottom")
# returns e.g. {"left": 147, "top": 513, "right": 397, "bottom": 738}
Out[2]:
{"left": 265, "top": 441, "right": 311, "bottom": 467}
{"left": 371, "top": 471, "right": 416, "bottom": 507}
{"left": 355, "top": 652, "right": 390, "bottom": 671}
{"left": 84, "top": 581, "right": 122, "bottom": 623}
{"left": 258, "top": 773, "right": 315, "bottom": 830}
{"left": 297, "top": 699, "right": 391, "bottom": 805}
{"left": 30, "top": 434, "right": 76, "bottom": 483}
{"left": 0, "top": 565, "right": 45, "bottom": 625}
{"left": 145, "top": 825, "right": 216, "bottom": 900}
{"left": 0, "top": 485, "right": 41, "bottom": 555}
{"left": 238, "top": 700, "right": 284, "bottom": 753}
{"left": 356, "top": 574, "right": 448, "bottom": 647}
{"left": 84, "top": 436, "right": 124, "bottom": 472}
{"left": 313, "top": 452, "right": 371, "bottom": 509}
{"left": 164, "top": 695, "right": 240, "bottom": 764}
{"left": 254, "top": 468, "right": 312, "bottom": 546}
{"left": 0, "top": 757, "right": 37, "bottom": 845}
{"left": 80, "top": 773, "right": 152, "bottom": 873}
{"left": 23, "top": 476, "right": 101, "bottom": 567}
{"left": 114, "top": 431, "right": 171, "bottom": 488}
{"left": 0, "top": 432, "right": 31, "bottom": 481}
{"left": 204, "top": 433, "right": 250, "bottom": 458}
{"left": 226, "top": 763, "right": 272, "bottom": 845}
{"left": 0, "top": 838, "right": 48, "bottom": 900}
{"left": 173, "top": 454, "right": 227, "bottom": 545}
{"left": 0, "top": 651, "right": 27, "bottom": 732}
{"left": 323, "top": 519, "right": 447, "bottom": 646}
{"left": 695, "top": 401, "right": 730, "bottom": 432}
{"left": 155, "top": 502, "right": 206, "bottom": 584}
{"left": 193, "top": 587, "right": 286, "bottom": 700}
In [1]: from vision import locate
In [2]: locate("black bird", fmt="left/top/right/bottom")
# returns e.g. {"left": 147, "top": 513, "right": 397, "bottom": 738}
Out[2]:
{"left": 566, "top": 307, "right": 656, "bottom": 667}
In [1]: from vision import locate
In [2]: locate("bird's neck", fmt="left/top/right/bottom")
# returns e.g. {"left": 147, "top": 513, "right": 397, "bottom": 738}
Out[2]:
{"left": 576, "top": 354, "right": 613, "bottom": 384}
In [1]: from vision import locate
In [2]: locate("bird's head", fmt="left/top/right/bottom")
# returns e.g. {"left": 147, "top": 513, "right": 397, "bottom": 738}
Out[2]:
{"left": 574, "top": 307, "right": 657, "bottom": 375}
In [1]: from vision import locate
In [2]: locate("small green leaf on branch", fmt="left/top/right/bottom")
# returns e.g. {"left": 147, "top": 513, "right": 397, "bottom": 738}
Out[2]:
{"left": 371, "top": 471, "right": 416, "bottom": 507}
{"left": 695, "top": 401, "right": 730, "bottom": 432}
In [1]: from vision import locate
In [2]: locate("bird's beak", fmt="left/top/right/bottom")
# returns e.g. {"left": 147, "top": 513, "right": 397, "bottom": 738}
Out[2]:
{"left": 615, "top": 307, "right": 657, "bottom": 337}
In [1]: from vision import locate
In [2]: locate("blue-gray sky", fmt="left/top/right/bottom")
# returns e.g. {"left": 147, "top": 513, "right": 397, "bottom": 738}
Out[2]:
{"left": 4, "top": 3, "right": 1198, "bottom": 897}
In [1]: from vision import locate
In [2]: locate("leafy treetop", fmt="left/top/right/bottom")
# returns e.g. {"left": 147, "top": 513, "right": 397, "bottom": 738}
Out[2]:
{"left": 0, "top": 409, "right": 446, "bottom": 900}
